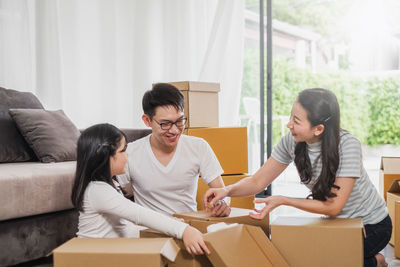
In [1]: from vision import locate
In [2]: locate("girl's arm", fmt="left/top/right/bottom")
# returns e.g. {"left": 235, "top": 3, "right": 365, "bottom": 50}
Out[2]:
{"left": 89, "top": 182, "right": 210, "bottom": 255}
{"left": 89, "top": 182, "right": 188, "bottom": 238}
{"left": 204, "top": 157, "right": 288, "bottom": 209}
{"left": 250, "top": 177, "right": 356, "bottom": 219}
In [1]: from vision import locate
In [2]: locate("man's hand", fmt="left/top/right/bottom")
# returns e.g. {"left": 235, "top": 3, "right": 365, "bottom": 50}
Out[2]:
{"left": 210, "top": 199, "right": 230, "bottom": 217}
{"left": 120, "top": 181, "right": 134, "bottom": 199}
{"left": 203, "top": 187, "right": 228, "bottom": 212}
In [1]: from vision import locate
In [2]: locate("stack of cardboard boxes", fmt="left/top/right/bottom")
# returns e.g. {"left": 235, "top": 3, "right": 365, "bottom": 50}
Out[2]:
{"left": 168, "top": 81, "right": 254, "bottom": 211}
{"left": 380, "top": 157, "right": 400, "bottom": 259}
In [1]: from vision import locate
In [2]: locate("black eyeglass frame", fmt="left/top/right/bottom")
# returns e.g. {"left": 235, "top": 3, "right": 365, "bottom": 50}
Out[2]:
{"left": 152, "top": 117, "right": 188, "bottom": 130}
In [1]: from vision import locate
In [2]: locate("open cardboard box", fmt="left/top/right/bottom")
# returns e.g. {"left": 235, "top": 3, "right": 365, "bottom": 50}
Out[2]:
{"left": 271, "top": 216, "right": 364, "bottom": 267}
{"left": 141, "top": 224, "right": 288, "bottom": 267}
{"left": 53, "top": 238, "right": 179, "bottom": 267}
{"left": 380, "top": 157, "right": 400, "bottom": 201}
{"left": 388, "top": 180, "right": 400, "bottom": 246}
{"left": 174, "top": 207, "right": 269, "bottom": 235}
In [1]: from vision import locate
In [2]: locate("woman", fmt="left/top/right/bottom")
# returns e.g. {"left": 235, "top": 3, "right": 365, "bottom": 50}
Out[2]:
{"left": 204, "top": 88, "right": 391, "bottom": 267}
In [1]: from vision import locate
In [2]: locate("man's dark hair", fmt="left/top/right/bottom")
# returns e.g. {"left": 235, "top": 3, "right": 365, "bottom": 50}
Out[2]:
{"left": 142, "top": 83, "right": 184, "bottom": 119}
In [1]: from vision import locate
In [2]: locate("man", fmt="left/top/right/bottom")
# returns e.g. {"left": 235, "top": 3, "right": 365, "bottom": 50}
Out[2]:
{"left": 118, "top": 83, "right": 230, "bottom": 217}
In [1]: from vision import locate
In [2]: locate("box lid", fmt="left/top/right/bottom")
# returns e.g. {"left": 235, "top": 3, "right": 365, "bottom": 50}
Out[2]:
{"left": 53, "top": 238, "right": 180, "bottom": 263}
{"left": 380, "top": 157, "right": 400, "bottom": 173}
{"left": 203, "top": 224, "right": 288, "bottom": 267}
{"left": 174, "top": 207, "right": 253, "bottom": 222}
{"left": 168, "top": 81, "right": 220, "bottom": 92}
{"left": 388, "top": 180, "right": 400, "bottom": 193}
{"left": 271, "top": 216, "right": 363, "bottom": 229}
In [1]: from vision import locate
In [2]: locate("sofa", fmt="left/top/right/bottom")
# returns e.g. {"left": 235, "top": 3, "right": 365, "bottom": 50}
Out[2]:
{"left": 0, "top": 87, "right": 151, "bottom": 266}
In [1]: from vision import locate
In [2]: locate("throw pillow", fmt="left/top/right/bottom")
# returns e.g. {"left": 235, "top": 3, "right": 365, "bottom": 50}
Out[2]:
{"left": 0, "top": 87, "right": 43, "bottom": 162}
{"left": 9, "top": 109, "right": 80, "bottom": 163}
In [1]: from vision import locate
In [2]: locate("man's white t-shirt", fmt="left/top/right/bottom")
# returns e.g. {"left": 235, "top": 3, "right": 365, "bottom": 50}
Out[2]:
{"left": 118, "top": 134, "right": 224, "bottom": 216}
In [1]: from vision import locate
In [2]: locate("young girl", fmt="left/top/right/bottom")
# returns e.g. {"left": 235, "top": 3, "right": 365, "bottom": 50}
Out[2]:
{"left": 71, "top": 123, "right": 209, "bottom": 256}
{"left": 204, "top": 88, "right": 391, "bottom": 267}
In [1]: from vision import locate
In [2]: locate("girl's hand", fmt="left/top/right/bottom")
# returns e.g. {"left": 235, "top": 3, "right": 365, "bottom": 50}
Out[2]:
{"left": 249, "top": 195, "right": 286, "bottom": 220}
{"left": 203, "top": 187, "right": 228, "bottom": 212}
{"left": 182, "top": 226, "right": 210, "bottom": 255}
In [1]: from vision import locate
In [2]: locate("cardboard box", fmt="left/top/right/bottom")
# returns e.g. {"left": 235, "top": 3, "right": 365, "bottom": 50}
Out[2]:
{"left": 197, "top": 174, "right": 254, "bottom": 210}
{"left": 186, "top": 127, "right": 248, "bottom": 175}
{"left": 204, "top": 224, "right": 288, "bottom": 267}
{"left": 142, "top": 224, "right": 288, "bottom": 267}
{"left": 271, "top": 217, "right": 364, "bottom": 267}
{"left": 53, "top": 238, "right": 179, "bottom": 267}
{"left": 395, "top": 201, "right": 400, "bottom": 259}
{"left": 140, "top": 229, "right": 212, "bottom": 267}
{"left": 169, "top": 81, "right": 220, "bottom": 128}
{"left": 380, "top": 157, "right": 400, "bottom": 201}
{"left": 174, "top": 207, "right": 268, "bottom": 236}
{"left": 388, "top": 180, "right": 400, "bottom": 245}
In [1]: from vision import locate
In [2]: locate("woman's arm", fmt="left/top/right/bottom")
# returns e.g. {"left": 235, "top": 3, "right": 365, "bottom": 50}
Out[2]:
{"left": 249, "top": 177, "right": 356, "bottom": 219}
{"left": 204, "top": 157, "right": 288, "bottom": 209}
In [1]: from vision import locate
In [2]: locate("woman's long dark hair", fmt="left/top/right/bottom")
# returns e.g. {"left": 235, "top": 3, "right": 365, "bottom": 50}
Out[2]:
{"left": 71, "top": 123, "right": 126, "bottom": 211}
{"left": 294, "top": 88, "right": 341, "bottom": 201}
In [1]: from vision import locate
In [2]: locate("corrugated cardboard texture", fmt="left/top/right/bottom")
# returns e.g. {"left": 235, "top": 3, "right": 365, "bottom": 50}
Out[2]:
{"left": 204, "top": 224, "right": 288, "bottom": 267}
{"left": 271, "top": 217, "right": 363, "bottom": 267}
{"left": 380, "top": 157, "right": 400, "bottom": 201}
{"left": 169, "top": 81, "right": 220, "bottom": 128}
{"left": 197, "top": 174, "right": 254, "bottom": 210}
{"left": 174, "top": 207, "right": 269, "bottom": 236}
{"left": 53, "top": 238, "right": 179, "bottom": 267}
{"left": 186, "top": 127, "right": 248, "bottom": 175}
{"left": 395, "top": 201, "right": 400, "bottom": 259}
{"left": 388, "top": 180, "right": 400, "bottom": 245}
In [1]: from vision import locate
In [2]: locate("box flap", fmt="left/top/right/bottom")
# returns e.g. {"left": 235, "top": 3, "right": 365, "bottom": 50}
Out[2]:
{"left": 388, "top": 180, "right": 400, "bottom": 193}
{"left": 175, "top": 207, "right": 253, "bottom": 221}
{"left": 203, "top": 224, "right": 288, "bottom": 267}
{"left": 160, "top": 239, "right": 180, "bottom": 262}
{"left": 380, "top": 157, "right": 400, "bottom": 173}
{"left": 168, "top": 81, "right": 220, "bottom": 92}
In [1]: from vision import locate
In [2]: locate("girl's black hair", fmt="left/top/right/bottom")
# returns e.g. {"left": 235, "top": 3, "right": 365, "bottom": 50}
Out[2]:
{"left": 294, "top": 88, "right": 341, "bottom": 201}
{"left": 142, "top": 83, "right": 185, "bottom": 119}
{"left": 71, "top": 123, "right": 126, "bottom": 211}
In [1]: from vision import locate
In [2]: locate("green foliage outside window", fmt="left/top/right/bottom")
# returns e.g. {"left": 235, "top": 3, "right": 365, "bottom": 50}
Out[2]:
{"left": 241, "top": 50, "right": 400, "bottom": 145}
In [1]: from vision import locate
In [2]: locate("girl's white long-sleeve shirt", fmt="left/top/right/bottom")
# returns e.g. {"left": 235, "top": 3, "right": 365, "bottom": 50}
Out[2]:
{"left": 77, "top": 181, "right": 187, "bottom": 239}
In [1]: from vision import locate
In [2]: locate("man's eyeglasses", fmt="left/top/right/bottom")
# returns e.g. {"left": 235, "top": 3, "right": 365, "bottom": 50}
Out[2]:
{"left": 153, "top": 117, "right": 187, "bottom": 130}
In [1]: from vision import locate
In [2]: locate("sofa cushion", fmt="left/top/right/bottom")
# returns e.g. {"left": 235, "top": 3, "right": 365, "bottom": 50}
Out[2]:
{"left": 0, "top": 87, "right": 44, "bottom": 163}
{"left": 0, "top": 161, "right": 76, "bottom": 221}
{"left": 9, "top": 109, "right": 80, "bottom": 163}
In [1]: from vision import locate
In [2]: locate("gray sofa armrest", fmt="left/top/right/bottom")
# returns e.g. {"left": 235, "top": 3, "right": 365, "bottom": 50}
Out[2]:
{"left": 120, "top": 128, "right": 151, "bottom": 143}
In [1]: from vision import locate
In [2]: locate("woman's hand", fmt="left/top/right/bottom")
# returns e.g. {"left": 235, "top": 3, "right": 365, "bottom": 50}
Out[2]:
{"left": 203, "top": 187, "right": 229, "bottom": 212}
{"left": 249, "top": 195, "right": 286, "bottom": 220}
{"left": 182, "top": 226, "right": 210, "bottom": 255}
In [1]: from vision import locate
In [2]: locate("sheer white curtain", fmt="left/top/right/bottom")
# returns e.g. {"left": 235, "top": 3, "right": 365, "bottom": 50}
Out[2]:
{"left": 0, "top": 0, "right": 244, "bottom": 128}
